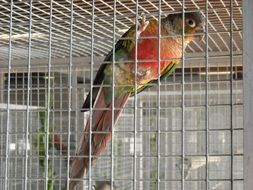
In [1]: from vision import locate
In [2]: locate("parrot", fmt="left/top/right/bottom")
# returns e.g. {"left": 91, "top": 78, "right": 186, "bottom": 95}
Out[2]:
{"left": 35, "top": 111, "right": 69, "bottom": 190}
{"left": 69, "top": 12, "right": 204, "bottom": 189}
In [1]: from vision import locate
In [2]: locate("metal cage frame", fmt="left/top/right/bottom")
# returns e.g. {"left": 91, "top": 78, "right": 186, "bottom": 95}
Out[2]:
{"left": 0, "top": 0, "right": 249, "bottom": 190}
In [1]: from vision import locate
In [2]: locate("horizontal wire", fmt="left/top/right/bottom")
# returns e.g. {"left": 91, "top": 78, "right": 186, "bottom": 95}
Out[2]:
{"left": 0, "top": 127, "right": 244, "bottom": 135}
{"left": 0, "top": 5, "right": 243, "bottom": 25}
{"left": 0, "top": 103, "right": 244, "bottom": 112}
{"left": 0, "top": 177, "right": 244, "bottom": 182}
{"left": 0, "top": 1, "right": 243, "bottom": 63}
{"left": 0, "top": 153, "right": 244, "bottom": 159}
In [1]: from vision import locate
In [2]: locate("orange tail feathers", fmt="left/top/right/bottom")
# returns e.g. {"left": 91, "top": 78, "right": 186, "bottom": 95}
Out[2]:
{"left": 68, "top": 89, "right": 130, "bottom": 190}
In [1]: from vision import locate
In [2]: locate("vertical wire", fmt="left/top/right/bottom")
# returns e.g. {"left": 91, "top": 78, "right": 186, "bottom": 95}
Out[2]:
{"left": 133, "top": 1, "right": 138, "bottom": 190}
{"left": 111, "top": 0, "right": 116, "bottom": 189}
{"left": 45, "top": 0, "right": 53, "bottom": 189}
{"left": 14, "top": 72, "right": 18, "bottom": 190}
{"left": 67, "top": 0, "right": 73, "bottom": 189}
{"left": 205, "top": 1, "right": 209, "bottom": 190}
{"left": 4, "top": 0, "right": 13, "bottom": 189}
{"left": 181, "top": 1, "right": 185, "bottom": 190}
{"left": 74, "top": 72, "right": 78, "bottom": 188}
{"left": 243, "top": 1, "right": 253, "bottom": 189}
{"left": 52, "top": 73, "right": 55, "bottom": 186}
{"left": 24, "top": 0, "right": 33, "bottom": 189}
{"left": 88, "top": 0, "right": 95, "bottom": 189}
{"left": 59, "top": 71, "right": 62, "bottom": 190}
{"left": 28, "top": 77, "right": 33, "bottom": 190}
{"left": 36, "top": 72, "right": 40, "bottom": 190}
{"left": 157, "top": 0, "right": 161, "bottom": 190}
{"left": 229, "top": 0, "right": 234, "bottom": 189}
{"left": 26, "top": 76, "right": 33, "bottom": 189}
{"left": 22, "top": 73, "right": 25, "bottom": 189}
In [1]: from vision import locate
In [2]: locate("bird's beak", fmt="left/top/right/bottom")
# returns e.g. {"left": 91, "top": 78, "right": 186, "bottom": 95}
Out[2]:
{"left": 195, "top": 25, "right": 205, "bottom": 41}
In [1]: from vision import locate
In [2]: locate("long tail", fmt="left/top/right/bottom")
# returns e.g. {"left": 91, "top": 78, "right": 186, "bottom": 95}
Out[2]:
{"left": 68, "top": 88, "right": 130, "bottom": 190}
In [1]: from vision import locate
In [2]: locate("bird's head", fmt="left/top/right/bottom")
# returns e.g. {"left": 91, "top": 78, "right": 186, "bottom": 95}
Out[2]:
{"left": 162, "top": 11, "right": 205, "bottom": 42}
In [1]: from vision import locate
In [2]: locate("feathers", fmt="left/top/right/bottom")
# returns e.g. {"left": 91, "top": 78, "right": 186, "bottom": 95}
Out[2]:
{"left": 69, "top": 88, "right": 130, "bottom": 190}
{"left": 81, "top": 25, "right": 135, "bottom": 112}
{"left": 131, "top": 61, "right": 178, "bottom": 96}
{"left": 70, "top": 11, "right": 204, "bottom": 190}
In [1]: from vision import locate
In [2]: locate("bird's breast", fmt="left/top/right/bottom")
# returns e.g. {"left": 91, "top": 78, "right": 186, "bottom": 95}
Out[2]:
{"left": 129, "top": 36, "right": 182, "bottom": 79}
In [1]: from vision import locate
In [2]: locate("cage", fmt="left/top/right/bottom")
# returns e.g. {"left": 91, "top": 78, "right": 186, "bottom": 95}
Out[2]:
{"left": 0, "top": 0, "right": 251, "bottom": 190}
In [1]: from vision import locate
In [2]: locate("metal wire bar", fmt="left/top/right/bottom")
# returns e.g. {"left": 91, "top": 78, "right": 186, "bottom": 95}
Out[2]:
{"left": 133, "top": 1, "right": 138, "bottom": 189}
{"left": 97, "top": 0, "right": 134, "bottom": 26}
{"left": 187, "top": 1, "right": 230, "bottom": 52}
{"left": 37, "top": 0, "right": 112, "bottom": 51}
{"left": 5, "top": 1, "right": 105, "bottom": 56}
{"left": 36, "top": 71, "right": 40, "bottom": 190}
{"left": 70, "top": 0, "right": 125, "bottom": 36}
{"left": 0, "top": 1, "right": 243, "bottom": 61}
{"left": 55, "top": 0, "right": 116, "bottom": 40}
{"left": 0, "top": 3, "right": 243, "bottom": 24}
{"left": 0, "top": 176, "right": 244, "bottom": 182}
{"left": 205, "top": 1, "right": 210, "bottom": 190}
{"left": 14, "top": 72, "right": 18, "bottom": 190}
{"left": 243, "top": 1, "right": 253, "bottom": 189}
{"left": 0, "top": 126, "right": 244, "bottom": 136}
{"left": 0, "top": 78, "right": 244, "bottom": 91}
{"left": 59, "top": 71, "right": 63, "bottom": 190}
{"left": 207, "top": 2, "right": 230, "bottom": 51}
{"left": 0, "top": 50, "right": 243, "bottom": 66}
{"left": 0, "top": 3, "right": 88, "bottom": 57}
{"left": 110, "top": 0, "right": 117, "bottom": 189}
{"left": 0, "top": 127, "right": 244, "bottom": 136}
{"left": 24, "top": 0, "right": 32, "bottom": 189}
{"left": 0, "top": 23, "right": 243, "bottom": 43}
{"left": 33, "top": 1, "right": 106, "bottom": 55}
{"left": 233, "top": 0, "right": 243, "bottom": 39}
{"left": 0, "top": 153, "right": 244, "bottom": 160}
{"left": 229, "top": 0, "right": 234, "bottom": 189}
{"left": 0, "top": 1, "right": 244, "bottom": 190}
{"left": 0, "top": 101, "right": 244, "bottom": 113}
{"left": 45, "top": 0, "right": 53, "bottom": 189}
{"left": 88, "top": 0, "right": 95, "bottom": 189}
{"left": 4, "top": 1, "right": 13, "bottom": 189}
{"left": 181, "top": 1, "right": 186, "bottom": 190}
{"left": 208, "top": 1, "right": 240, "bottom": 51}
{"left": 157, "top": 0, "right": 162, "bottom": 189}
{"left": 0, "top": 21, "right": 80, "bottom": 58}
{"left": 66, "top": 0, "right": 73, "bottom": 190}
{"left": 51, "top": 1, "right": 112, "bottom": 52}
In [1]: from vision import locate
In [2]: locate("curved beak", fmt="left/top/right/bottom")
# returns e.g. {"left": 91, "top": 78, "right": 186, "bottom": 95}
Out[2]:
{"left": 195, "top": 25, "right": 205, "bottom": 41}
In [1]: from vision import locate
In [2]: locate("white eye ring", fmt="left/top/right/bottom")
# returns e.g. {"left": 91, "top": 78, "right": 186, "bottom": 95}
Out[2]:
{"left": 187, "top": 19, "right": 196, "bottom": 28}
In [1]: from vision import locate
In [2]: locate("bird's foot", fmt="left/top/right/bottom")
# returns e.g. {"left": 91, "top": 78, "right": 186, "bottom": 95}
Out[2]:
{"left": 137, "top": 13, "right": 149, "bottom": 38}
{"left": 132, "top": 67, "right": 151, "bottom": 84}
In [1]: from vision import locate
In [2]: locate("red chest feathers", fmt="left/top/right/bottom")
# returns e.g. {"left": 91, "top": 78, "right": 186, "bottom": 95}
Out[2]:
{"left": 129, "top": 32, "right": 182, "bottom": 75}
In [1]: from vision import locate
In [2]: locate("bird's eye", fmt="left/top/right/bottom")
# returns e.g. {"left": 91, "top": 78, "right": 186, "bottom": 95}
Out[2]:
{"left": 187, "top": 19, "right": 196, "bottom": 28}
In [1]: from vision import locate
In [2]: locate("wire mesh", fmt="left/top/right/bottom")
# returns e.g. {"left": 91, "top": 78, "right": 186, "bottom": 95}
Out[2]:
{"left": 0, "top": 0, "right": 243, "bottom": 190}
{"left": 243, "top": 1, "right": 253, "bottom": 190}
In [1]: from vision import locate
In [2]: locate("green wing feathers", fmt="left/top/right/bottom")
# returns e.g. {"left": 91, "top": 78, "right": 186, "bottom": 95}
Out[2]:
{"left": 82, "top": 26, "right": 138, "bottom": 111}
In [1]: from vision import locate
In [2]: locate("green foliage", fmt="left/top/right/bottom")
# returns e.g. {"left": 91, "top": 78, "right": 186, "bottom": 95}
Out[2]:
{"left": 34, "top": 111, "right": 54, "bottom": 190}
{"left": 34, "top": 80, "right": 55, "bottom": 190}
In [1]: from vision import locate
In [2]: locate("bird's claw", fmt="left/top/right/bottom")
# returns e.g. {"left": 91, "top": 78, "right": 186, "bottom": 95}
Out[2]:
{"left": 136, "top": 13, "right": 149, "bottom": 38}
{"left": 139, "top": 13, "right": 149, "bottom": 32}
{"left": 132, "top": 67, "right": 151, "bottom": 84}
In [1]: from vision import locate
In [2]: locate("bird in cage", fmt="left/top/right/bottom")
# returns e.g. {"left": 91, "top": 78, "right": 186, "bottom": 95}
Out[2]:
{"left": 69, "top": 11, "right": 204, "bottom": 189}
